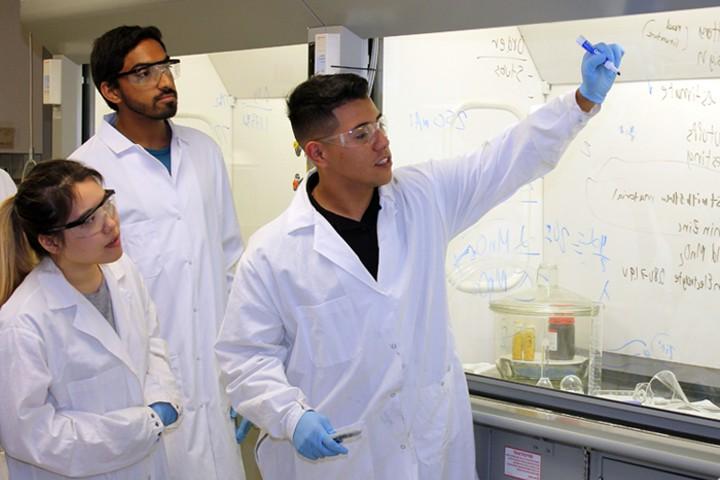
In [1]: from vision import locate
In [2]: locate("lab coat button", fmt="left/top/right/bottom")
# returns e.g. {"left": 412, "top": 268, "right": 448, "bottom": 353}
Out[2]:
{"left": 400, "top": 444, "right": 406, "bottom": 450}
{"left": 390, "top": 343, "right": 397, "bottom": 349}
{"left": 390, "top": 392, "right": 397, "bottom": 398}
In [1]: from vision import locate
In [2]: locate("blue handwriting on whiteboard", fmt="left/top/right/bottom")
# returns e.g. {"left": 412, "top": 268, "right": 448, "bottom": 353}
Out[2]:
{"left": 409, "top": 109, "right": 467, "bottom": 131}
{"left": 514, "top": 224, "right": 540, "bottom": 256}
{"left": 241, "top": 112, "right": 269, "bottom": 131}
{"left": 452, "top": 228, "right": 510, "bottom": 267}
{"left": 598, "top": 279, "right": 610, "bottom": 302}
{"left": 213, "top": 94, "right": 235, "bottom": 108}
{"left": 605, "top": 332, "right": 675, "bottom": 363}
{"left": 545, "top": 222, "right": 610, "bottom": 272}
{"left": 618, "top": 125, "right": 636, "bottom": 141}
{"left": 452, "top": 225, "right": 540, "bottom": 269}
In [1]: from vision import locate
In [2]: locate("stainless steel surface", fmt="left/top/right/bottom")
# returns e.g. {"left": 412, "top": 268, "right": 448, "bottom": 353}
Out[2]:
{"left": 471, "top": 395, "right": 720, "bottom": 477}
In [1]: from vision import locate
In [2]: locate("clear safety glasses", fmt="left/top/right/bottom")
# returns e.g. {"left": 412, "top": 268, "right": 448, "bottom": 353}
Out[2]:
{"left": 316, "top": 119, "right": 388, "bottom": 148}
{"left": 116, "top": 58, "right": 181, "bottom": 88}
{"left": 46, "top": 189, "right": 118, "bottom": 239}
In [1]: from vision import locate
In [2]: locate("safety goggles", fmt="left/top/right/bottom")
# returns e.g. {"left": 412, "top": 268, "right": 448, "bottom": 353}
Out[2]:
{"left": 46, "top": 189, "right": 117, "bottom": 239}
{"left": 316, "top": 119, "right": 387, "bottom": 147}
{"left": 116, "top": 58, "right": 181, "bottom": 88}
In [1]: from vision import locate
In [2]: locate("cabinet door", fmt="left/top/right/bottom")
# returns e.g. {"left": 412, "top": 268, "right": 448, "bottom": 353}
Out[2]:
{"left": 485, "top": 428, "right": 586, "bottom": 479}
{"left": 600, "top": 458, "right": 708, "bottom": 480}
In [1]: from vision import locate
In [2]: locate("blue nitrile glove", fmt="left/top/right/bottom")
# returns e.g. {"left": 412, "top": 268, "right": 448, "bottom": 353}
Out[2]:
{"left": 229, "top": 407, "right": 253, "bottom": 444}
{"left": 150, "top": 402, "right": 178, "bottom": 426}
{"left": 579, "top": 42, "right": 625, "bottom": 104}
{"left": 292, "top": 411, "right": 348, "bottom": 461}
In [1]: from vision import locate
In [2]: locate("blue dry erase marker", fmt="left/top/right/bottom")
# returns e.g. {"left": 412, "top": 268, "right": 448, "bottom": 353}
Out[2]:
{"left": 576, "top": 35, "right": 621, "bottom": 75}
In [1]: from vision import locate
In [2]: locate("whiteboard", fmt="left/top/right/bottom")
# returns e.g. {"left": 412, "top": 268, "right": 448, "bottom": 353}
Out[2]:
{"left": 384, "top": 10, "right": 720, "bottom": 371}
{"left": 383, "top": 26, "right": 546, "bottom": 363}
{"left": 520, "top": 5, "right": 720, "bottom": 84}
{"left": 545, "top": 79, "right": 720, "bottom": 369}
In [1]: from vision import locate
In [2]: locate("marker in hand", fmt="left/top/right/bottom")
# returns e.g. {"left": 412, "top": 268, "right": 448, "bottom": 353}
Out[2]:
{"left": 576, "top": 35, "right": 621, "bottom": 75}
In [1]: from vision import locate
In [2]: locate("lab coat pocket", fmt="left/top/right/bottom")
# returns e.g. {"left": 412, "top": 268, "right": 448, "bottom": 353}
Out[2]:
{"left": 121, "top": 219, "right": 162, "bottom": 279}
{"left": 66, "top": 365, "right": 131, "bottom": 414}
{"left": 296, "top": 296, "right": 360, "bottom": 368}
{"left": 413, "top": 366, "right": 460, "bottom": 466}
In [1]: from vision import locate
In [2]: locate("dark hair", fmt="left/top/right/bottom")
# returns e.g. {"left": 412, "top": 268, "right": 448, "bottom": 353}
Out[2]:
{"left": 286, "top": 74, "right": 369, "bottom": 145}
{"left": 90, "top": 25, "right": 167, "bottom": 111}
{"left": 0, "top": 160, "right": 103, "bottom": 304}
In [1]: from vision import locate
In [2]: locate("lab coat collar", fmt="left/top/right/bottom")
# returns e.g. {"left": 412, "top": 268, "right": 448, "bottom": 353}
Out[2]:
{"left": 284, "top": 170, "right": 399, "bottom": 293}
{"left": 285, "top": 169, "right": 398, "bottom": 233}
{"left": 285, "top": 169, "right": 319, "bottom": 234}
{"left": 39, "top": 256, "right": 126, "bottom": 309}
{"left": 99, "top": 113, "right": 188, "bottom": 154}
{"left": 37, "top": 257, "right": 139, "bottom": 379}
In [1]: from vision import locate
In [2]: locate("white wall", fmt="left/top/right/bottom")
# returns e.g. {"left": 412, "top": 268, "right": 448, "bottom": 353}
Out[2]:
{"left": 50, "top": 55, "right": 82, "bottom": 159}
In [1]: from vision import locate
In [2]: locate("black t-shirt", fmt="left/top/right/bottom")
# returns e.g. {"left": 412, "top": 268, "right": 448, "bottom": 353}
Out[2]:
{"left": 306, "top": 173, "right": 380, "bottom": 280}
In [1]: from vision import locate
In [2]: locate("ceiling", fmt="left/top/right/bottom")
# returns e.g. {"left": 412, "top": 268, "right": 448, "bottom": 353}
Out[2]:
{"left": 20, "top": 0, "right": 720, "bottom": 63}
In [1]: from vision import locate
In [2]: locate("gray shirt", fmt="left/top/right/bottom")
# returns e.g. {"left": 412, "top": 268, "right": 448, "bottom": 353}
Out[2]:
{"left": 84, "top": 276, "right": 116, "bottom": 332}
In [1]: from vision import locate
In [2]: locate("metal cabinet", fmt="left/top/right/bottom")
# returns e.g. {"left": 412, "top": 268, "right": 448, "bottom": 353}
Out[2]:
{"left": 475, "top": 425, "right": 587, "bottom": 479}
{"left": 591, "top": 454, "right": 712, "bottom": 480}
{"left": 471, "top": 396, "right": 720, "bottom": 480}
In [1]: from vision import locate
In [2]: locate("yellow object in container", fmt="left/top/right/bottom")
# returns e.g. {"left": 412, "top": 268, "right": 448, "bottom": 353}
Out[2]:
{"left": 512, "top": 323, "right": 524, "bottom": 360}
{"left": 523, "top": 326, "right": 536, "bottom": 361}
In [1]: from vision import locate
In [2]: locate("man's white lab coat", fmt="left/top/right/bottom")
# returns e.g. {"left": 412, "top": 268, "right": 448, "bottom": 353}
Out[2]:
{"left": 71, "top": 115, "right": 245, "bottom": 480}
{"left": 216, "top": 93, "right": 595, "bottom": 479}
{"left": 0, "top": 255, "right": 182, "bottom": 479}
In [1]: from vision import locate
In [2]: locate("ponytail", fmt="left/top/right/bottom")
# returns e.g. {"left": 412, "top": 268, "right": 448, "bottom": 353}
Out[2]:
{"left": 0, "top": 196, "right": 38, "bottom": 305}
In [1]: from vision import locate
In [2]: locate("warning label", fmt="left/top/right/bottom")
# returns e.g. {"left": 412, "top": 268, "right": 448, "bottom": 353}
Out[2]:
{"left": 504, "top": 446, "right": 541, "bottom": 480}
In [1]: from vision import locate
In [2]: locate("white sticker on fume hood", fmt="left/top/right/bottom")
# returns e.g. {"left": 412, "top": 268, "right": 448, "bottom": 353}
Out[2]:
{"left": 504, "top": 446, "right": 541, "bottom": 480}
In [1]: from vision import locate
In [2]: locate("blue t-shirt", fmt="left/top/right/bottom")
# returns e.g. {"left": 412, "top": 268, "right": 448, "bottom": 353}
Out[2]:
{"left": 146, "top": 146, "right": 171, "bottom": 174}
{"left": 108, "top": 116, "right": 172, "bottom": 175}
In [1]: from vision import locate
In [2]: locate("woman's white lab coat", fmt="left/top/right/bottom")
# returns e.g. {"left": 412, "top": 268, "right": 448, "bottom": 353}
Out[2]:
{"left": 216, "top": 93, "right": 595, "bottom": 479}
{"left": 0, "top": 169, "right": 15, "bottom": 201}
{"left": 0, "top": 255, "right": 182, "bottom": 479}
{"left": 71, "top": 117, "right": 245, "bottom": 480}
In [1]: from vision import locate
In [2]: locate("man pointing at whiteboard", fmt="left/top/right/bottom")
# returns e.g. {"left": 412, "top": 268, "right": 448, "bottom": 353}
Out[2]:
{"left": 217, "top": 41, "right": 624, "bottom": 479}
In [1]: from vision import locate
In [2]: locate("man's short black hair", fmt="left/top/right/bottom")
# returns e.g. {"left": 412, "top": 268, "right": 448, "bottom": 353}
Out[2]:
{"left": 90, "top": 25, "right": 167, "bottom": 111}
{"left": 287, "top": 74, "right": 369, "bottom": 145}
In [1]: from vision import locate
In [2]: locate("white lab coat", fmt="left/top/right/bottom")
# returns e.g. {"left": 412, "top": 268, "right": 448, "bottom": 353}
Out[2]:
{"left": 0, "top": 169, "right": 15, "bottom": 200}
{"left": 0, "top": 254, "right": 182, "bottom": 479}
{"left": 0, "top": 171, "right": 15, "bottom": 480}
{"left": 71, "top": 116, "right": 245, "bottom": 480}
{"left": 216, "top": 92, "right": 596, "bottom": 479}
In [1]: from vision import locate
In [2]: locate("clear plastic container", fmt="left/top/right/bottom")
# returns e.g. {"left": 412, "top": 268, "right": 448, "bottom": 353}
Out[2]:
{"left": 489, "top": 264, "right": 603, "bottom": 394}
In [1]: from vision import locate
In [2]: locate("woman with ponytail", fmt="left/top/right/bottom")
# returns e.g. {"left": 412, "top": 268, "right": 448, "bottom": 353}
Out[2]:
{"left": 0, "top": 159, "right": 182, "bottom": 479}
